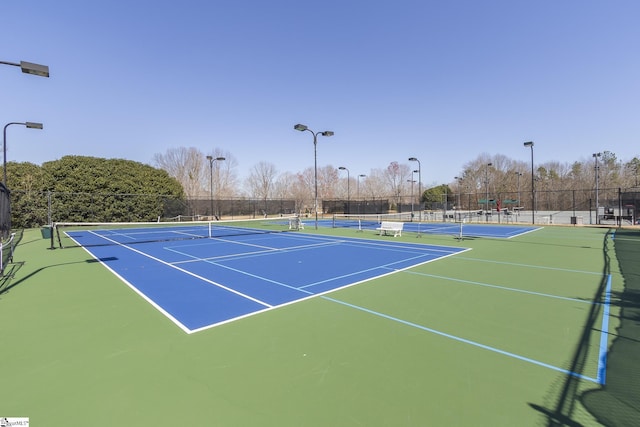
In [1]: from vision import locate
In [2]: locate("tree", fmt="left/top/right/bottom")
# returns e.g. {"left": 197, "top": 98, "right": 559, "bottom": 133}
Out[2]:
{"left": 152, "top": 147, "right": 204, "bottom": 202}
{"left": 624, "top": 157, "right": 640, "bottom": 188}
{"left": 41, "top": 156, "right": 184, "bottom": 223}
{"left": 423, "top": 184, "right": 452, "bottom": 210}
{"left": 7, "top": 162, "right": 50, "bottom": 228}
{"left": 384, "top": 161, "right": 411, "bottom": 208}
{"left": 245, "top": 161, "right": 278, "bottom": 213}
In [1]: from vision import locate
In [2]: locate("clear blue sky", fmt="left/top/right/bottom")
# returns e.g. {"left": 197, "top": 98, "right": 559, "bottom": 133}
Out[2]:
{"left": 2, "top": 1, "right": 639, "bottom": 186}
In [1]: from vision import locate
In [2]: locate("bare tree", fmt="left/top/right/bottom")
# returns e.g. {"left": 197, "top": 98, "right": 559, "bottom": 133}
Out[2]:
{"left": 245, "top": 161, "right": 278, "bottom": 213}
{"left": 317, "top": 165, "right": 340, "bottom": 201}
{"left": 206, "top": 148, "right": 239, "bottom": 199}
{"left": 152, "top": 147, "right": 205, "bottom": 215}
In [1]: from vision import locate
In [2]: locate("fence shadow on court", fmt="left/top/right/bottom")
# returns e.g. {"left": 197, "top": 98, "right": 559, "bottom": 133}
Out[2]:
{"left": 529, "top": 228, "right": 640, "bottom": 426}
{"left": 0, "top": 257, "right": 116, "bottom": 298}
{"left": 529, "top": 229, "right": 613, "bottom": 426}
{"left": 579, "top": 229, "right": 640, "bottom": 426}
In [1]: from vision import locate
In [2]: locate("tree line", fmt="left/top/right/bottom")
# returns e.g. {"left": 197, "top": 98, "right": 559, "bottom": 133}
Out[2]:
{"left": 153, "top": 147, "right": 640, "bottom": 211}
{"left": 7, "top": 149, "right": 640, "bottom": 228}
{"left": 8, "top": 156, "right": 184, "bottom": 228}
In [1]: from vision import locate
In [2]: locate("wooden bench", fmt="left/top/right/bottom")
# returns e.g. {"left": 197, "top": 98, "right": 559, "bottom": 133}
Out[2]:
{"left": 376, "top": 221, "right": 403, "bottom": 237}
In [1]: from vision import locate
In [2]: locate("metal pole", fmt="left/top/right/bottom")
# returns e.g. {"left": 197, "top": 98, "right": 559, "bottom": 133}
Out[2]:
{"left": 313, "top": 133, "right": 318, "bottom": 228}
{"left": 530, "top": 146, "right": 535, "bottom": 224}
{"left": 593, "top": 153, "right": 601, "bottom": 225}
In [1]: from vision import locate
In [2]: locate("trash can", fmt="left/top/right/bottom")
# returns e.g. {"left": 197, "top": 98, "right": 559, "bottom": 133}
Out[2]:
{"left": 41, "top": 225, "right": 52, "bottom": 239}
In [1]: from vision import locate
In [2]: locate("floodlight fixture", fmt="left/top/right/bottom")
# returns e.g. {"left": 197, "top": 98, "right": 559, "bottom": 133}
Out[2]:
{"left": 0, "top": 60, "right": 50, "bottom": 77}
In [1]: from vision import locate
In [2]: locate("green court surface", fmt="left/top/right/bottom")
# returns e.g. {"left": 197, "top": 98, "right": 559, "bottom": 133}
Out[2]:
{"left": 1, "top": 225, "right": 639, "bottom": 426}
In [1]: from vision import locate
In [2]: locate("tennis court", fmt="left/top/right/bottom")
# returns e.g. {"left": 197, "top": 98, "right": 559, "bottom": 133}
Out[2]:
{"left": 327, "top": 213, "right": 540, "bottom": 238}
{"left": 1, "top": 223, "right": 637, "bottom": 426}
{"left": 59, "top": 219, "right": 469, "bottom": 332}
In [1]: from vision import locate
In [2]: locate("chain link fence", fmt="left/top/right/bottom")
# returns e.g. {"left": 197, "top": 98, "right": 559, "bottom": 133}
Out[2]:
{"left": 6, "top": 188, "right": 640, "bottom": 228}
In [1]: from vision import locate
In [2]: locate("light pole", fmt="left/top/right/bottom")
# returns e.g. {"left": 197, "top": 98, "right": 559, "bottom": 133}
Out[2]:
{"left": 206, "top": 155, "right": 225, "bottom": 220}
{"left": 1, "top": 60, "right": 50, "bottom": 77}
{"left": 408, "top": 157, "right": 421, "bottom": 222}
{"left": 485, "top": 162, "right": 492, "bottom": 221}
{"left": 357, "top": 174, "right": 366, "bottom": 214}
{"left": 338, "top": 166, "right": 350, "bottom": 214}
{"left": 357, "top": 174, "right": 366, "bottom": 198}
{"left": 407, "top": 177, "right": 416, "bottom": 220}
{"left": 524, "top": 141, "right": 535, "bottom": 224}
{"left": 515, "top": 172, "right": 522, "bottom": 205}
{"left": 3, "top": 122, "right": 43, "bottom": 185}
{"left": 515, "top": 172, "right": 522, "bottom": 220}
{"left": 593, "top": 152, "right": 601, "bottom": 224}
{"left": 294, "top": 124, "right": 334, "bottom": 229}
{"left": 454, "top": 176, "right": 463, "bottom": 218}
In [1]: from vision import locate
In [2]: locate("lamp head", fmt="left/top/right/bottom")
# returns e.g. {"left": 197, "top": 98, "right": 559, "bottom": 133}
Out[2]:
{"left": 26, "top": 122, "right": 43, "bottom": 129}
{"left": 338, "top": 166, "right": 346, "bottom": 170}
{"left": 294, "top": 124, "right": 308, "bottom": 131}
{"left": 320, "top": 131, "right": 334, "bottom": 137}
{"left": 408, "top": 157, "right": 417, "bottom": 161}
{"left": 20, "top": 61, "right": 50, "bottom": 78}
{"left": 523, "top": 141, "right": 534, "bottom": 147}
{"left": 216, "top": 157, "right": 226, "bottom": 161}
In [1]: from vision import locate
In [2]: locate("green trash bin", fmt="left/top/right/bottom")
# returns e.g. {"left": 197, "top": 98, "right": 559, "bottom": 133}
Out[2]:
{"left": 41, "top": 225, "right": 52, "bottom": 239}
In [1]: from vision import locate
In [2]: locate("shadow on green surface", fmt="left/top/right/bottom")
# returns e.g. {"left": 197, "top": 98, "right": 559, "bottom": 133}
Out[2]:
{"left": 580, "top": 229, "right": 640, "bottom": 426}
{"left": 529, "top": 228, "right": 640, "bottom": 426}
{"left": 529, "top": 229, "right": 614, "bottom": 426}
{"left": 0, "top": 256, "right": 116, "bottom": 298}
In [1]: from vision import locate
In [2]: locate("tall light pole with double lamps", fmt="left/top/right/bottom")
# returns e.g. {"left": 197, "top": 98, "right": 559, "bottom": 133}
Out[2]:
{"left": 523, "top": 141, "right": 535, "bottom": 224}
{"left": 206, "top": 156, "right": 225, "bottom": 220}
{"left": 593, "top": 152, "right": 602, "bottom": 224}
{"left": 294, "top": 124, "right": 334, "bottom": 229}
{"left": 3, "top": 122, "right": 43, "bottom": 185}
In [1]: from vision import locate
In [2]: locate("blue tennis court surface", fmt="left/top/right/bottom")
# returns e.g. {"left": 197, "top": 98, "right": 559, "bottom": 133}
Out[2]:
{"left": 68, "top": 228, "right": 469, "bottom": 333}
{"left": 324, "top": 218, "right": 539, "bottom": 239}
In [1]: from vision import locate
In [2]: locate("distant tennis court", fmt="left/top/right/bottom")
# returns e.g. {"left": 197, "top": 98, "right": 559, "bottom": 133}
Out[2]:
{"left": 59, "top": 218, "right": 468, "bottom": 333}
{"left": 329, "top": 213, "right": 540, "bottom": 238}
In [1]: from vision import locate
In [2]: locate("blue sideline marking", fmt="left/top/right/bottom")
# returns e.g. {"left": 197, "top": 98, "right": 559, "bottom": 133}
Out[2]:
{"left": 596, "top": 274, "right": 612, "bottom": 385}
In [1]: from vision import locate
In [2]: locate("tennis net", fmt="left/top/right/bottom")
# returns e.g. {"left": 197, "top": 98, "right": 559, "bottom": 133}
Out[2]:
{"left": 52, "top": 216, "right": 301, "bottom": 248}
